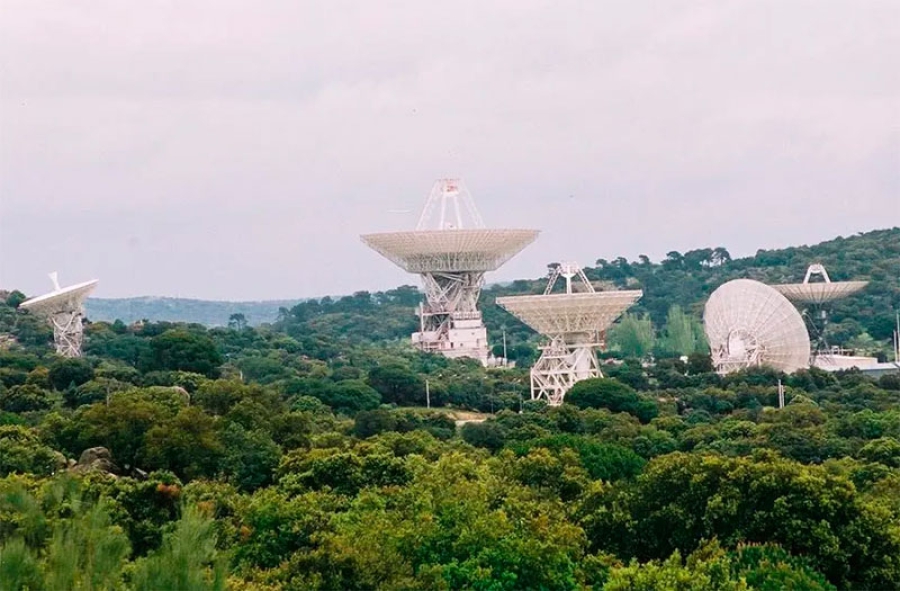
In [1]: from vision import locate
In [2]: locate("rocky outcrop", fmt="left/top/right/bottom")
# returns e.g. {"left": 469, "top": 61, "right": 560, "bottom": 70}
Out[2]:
{"left": 71, "top": 446, "right": 120, "bottom": 476}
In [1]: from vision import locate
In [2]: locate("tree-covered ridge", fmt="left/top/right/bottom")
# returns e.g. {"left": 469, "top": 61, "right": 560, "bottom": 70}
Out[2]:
{"left": 582, "top": 227, "right": 900, "bottom": 349}
{"left": 0, "top": 227, "right": 898, "bottom": 590}
{"left": 272, "top": 227, "right": 899, "bottom": 361}
{"left": 3, "top": 275, "right": 900, "bottom": 588}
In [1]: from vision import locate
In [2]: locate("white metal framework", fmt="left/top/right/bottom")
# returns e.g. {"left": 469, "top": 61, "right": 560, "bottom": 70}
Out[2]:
{"left": 416, "top": 178, "right": 484, "bottom": 230}
{"left": 771, "top": 263, "right": 869, "bottom": 360}
{"left": 18, "top": 273, "right": 99, "bottom": 358}
{"left": 704, "top": 279, "right": 809, "bottom": 375}
{"left": 497, "top": 262, "right": 642, "bottom": 405}
{"left": 361, "top": 179, "right": 539, "bottom": 364}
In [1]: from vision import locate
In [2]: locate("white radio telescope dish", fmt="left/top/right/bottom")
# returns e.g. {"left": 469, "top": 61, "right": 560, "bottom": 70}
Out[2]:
{"left": 772, "top": 263, "right": 868, "bottom": 304}
{"left": 704, "top": 279, "right": 810, "bottom": 375}
{"left": 497, "top": 262, "right": 642, "bottom": 405}
{"left": 770, "top": 263, "right": 869, "bottom": 364}
{"left": 361, "top": 179, "right": 539, "bottom": 365}
{"left": 18, "top": 273, "right": 99, "bottom": 358}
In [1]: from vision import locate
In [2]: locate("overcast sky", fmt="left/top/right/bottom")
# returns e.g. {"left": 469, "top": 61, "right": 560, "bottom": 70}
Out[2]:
{"left": 1, "top": 1, "right": 898, "bottom": 300}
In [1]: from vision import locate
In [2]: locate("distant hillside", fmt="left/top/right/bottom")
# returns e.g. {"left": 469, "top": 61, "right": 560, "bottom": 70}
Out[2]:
{"left": 85, "top": 296, "right": 303, "bottom": 327}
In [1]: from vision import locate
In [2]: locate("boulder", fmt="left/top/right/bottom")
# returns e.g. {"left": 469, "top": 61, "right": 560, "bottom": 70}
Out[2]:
{"left": 72, "top": 446, "right": 120, "bottom": 476}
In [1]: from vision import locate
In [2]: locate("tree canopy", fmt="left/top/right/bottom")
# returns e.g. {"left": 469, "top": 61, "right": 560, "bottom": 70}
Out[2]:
{"left": 0, "top": 227, "right": 898, "bottom": 589}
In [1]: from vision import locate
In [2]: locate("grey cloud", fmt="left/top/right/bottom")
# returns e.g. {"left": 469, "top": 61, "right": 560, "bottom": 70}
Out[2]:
{"left": 1, "top": 1, "right": 897, "bottom": 300}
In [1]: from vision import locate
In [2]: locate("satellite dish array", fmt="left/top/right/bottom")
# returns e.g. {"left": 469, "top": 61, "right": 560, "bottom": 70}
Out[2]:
{"left": 362, "top": 180, "right": 643, "bottom": 404}
{"left": 15, "top": 179, "right": 873, "bottom": 396}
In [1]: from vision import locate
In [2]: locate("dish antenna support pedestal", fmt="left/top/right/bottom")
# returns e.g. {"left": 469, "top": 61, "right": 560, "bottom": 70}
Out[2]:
{"left": 48, "top": 309, "right": 88, "bottom": 358}
{"left": 530, "top": 333, "right": 603, "bottom": 406}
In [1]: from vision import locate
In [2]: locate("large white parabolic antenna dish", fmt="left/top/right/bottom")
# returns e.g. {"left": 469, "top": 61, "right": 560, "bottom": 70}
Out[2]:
{"left": 360, "top": 179, "right": 539, "bottom": 365}
{"left": 18, "top": 280, "right": 99, "bottom": 314}
{"left": 360, "top": 229, "right": 540, "bottom": 274}
{"left": 704, "top": 279, "right": 810, "bottom": 374}
{"left": 497, "top": 262, "right": 642, "bottom": 405}
{"left": 496, "top": 290, "right": 643, "bottom": 337}
{"left": 19, "top": 273, "right": 99, "bottom": 358}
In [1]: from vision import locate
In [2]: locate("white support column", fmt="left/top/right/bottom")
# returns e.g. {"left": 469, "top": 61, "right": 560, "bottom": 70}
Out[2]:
{"left": 414, "top": 270, "right": 489, "bottom": 363}
{"left": 49, "top": 308, "right": 86, "bottom": 358}
{"left": 529, "top": 336, "right": 601, "bottom": 406}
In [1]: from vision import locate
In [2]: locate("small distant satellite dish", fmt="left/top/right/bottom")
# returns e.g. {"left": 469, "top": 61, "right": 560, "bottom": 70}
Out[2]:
{"left": 770, "top": 263, "right": 869, "bottom": 359}
{"left": 772, "top": 263, "right": 868, "bottom": 304}
{"left": 19, "top": 272, "right": 99, "bottom": 358}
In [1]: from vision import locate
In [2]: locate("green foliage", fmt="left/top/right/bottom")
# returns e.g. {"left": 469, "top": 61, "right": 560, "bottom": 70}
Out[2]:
{"left": 314, "top": 379, "right": 381, "bottom": 414}
{"left": 659, "top": 305, "right": 705, "bottom": 357}
{"left": 0, "top": 426, "right": 62, "bottom": 477}
{"left": 353, "top": 408, "right": 397, "bottom": 438}
{"left": 143, "top": 406, "right": 223, "bottom": 479}
{"left": 75, "top": 394, "right": 174, "bottom": 469}
{"left": 5, "top": 291, "right": 27, "bottom": 309}
{"left": 0, "top": 384, "right": 53, "bottom": 413}
{"left": 461, "top": 421, "right": 506, "bottom": 451}
{"left": 143, "top": 329, "right": 223, "bottom": 378}
{"left": 567, "top": 378, "right": 658, "bottom": 423}
{"left": 366, "top": 362, "right": 424, "bottom": 406}
{"left": 47, "top": 358, "right": 95, "bottom": 392}
{"left": 219, "top": 423, "right": 281, "bottom": 491}
{"left": 0, "top": 537, "right": 42, "bottom": 590}
{"left": 581, "top": 452, "right": 900, "bottom": 589}
{"left": 0, "top": 480, "right": 130, "bottom": 590}
{"left": 510, "top": 435, "right": 646, "bottom": 482}
{"left": 89, "top": 472, "right": 183, "bottom": 556}
{"left": 608, "top": 314, "right": 655, "bottom": 359}
{"left": 603, "top": 548, "right": 745, "bottom": 591}
{"left": 131, "top": 505, "right": 227, "bottom": 591}
{"left": 277, "top": 447, "right": 412, "bottom": 497}
{"left": 731, "top": 543, "right": 836, "bottom": 590}
{"left": 232, "top": 488, "right": 340, "bottom": 571}
{"left": 602, "top": 541, "right": 836, "bottom": 591}
{"left": 281, "top": 453, "right": 586, "bottom": 590}
{"left": 858, "top": 436, "right": 900, "bottom": 468}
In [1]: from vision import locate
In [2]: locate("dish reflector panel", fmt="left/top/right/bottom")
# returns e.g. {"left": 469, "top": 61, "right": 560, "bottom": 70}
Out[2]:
{"left": 704, "top": 279, "right": 810, "bottom": 374}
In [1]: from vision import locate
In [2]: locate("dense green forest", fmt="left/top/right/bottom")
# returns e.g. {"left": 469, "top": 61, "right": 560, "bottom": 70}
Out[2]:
{"left": 0, "top": 228, "right": 898, "bottom": 590}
